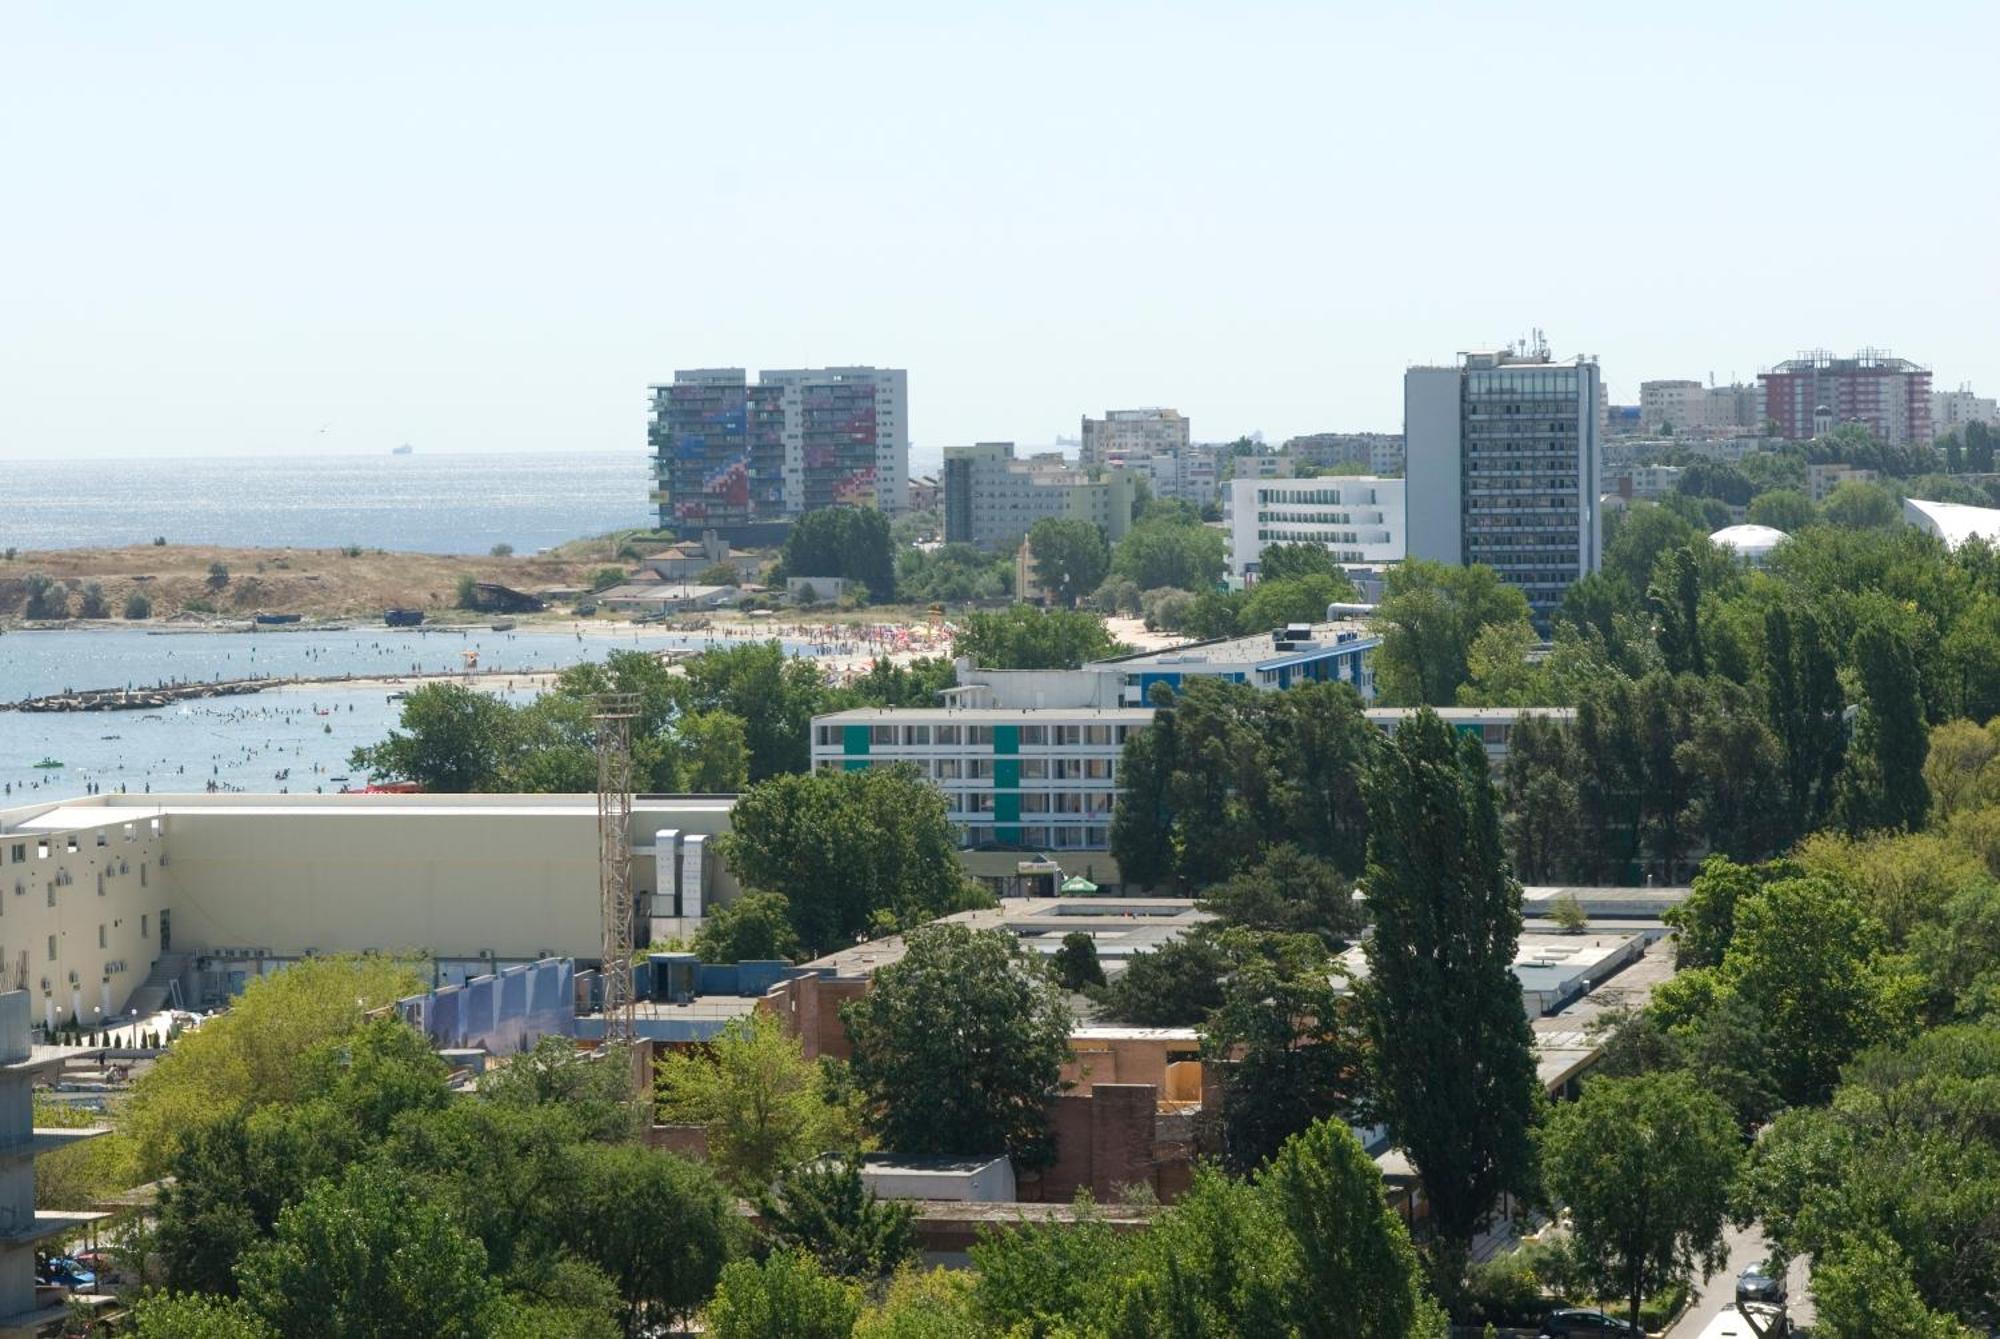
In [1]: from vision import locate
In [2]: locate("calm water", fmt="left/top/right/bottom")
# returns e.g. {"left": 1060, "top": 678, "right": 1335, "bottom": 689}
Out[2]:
{"left": 0, "top": 625, "right": 833, "bottom": 798}
{"left": 0, "top": 452, "right": 651, "bottom": 554}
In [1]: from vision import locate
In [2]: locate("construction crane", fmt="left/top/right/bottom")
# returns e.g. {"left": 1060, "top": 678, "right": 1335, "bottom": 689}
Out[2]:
{"left": 594, "top": 693, "right": 640, "bottom": 1046}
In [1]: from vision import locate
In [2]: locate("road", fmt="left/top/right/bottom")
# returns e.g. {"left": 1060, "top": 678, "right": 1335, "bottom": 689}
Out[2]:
{"left": 1667, "top": 1222, "right": 1814, "bottom": 1337}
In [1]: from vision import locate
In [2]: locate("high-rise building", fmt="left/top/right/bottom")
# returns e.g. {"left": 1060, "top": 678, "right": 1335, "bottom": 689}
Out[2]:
{"left": 648, "top": 366, "right": 908, "bottom": 540}
{"left": 1758, "top": 350, "right": 1931, "bottom": 445}
{"left": 942, "top": 443, "right": 1135, "bottom": 551}
{"left": 1933, "top": 387, "right": 1999, "bottom": 440}
{"left": 1638, "top": 380, "right": 1761, "bottom": 435}
{"left": 1405, "top": 347, "right": 1602, "bottom": 618}
{"left": 1080, "top": 408, "right": 1189, "bottom": 469}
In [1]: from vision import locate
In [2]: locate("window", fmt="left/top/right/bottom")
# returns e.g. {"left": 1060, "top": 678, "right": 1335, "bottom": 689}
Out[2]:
{"left": 141, "top": 914, "right": 149, "bottom": 939}
{"left": 966, "top": 726, "right": 994, "bottom": 746}
{"left": 1052, "top": 724, "right": 1081, "bottom": 747}
{"left": 869, "top": 725, "right": 898, "bottom": 746}
{"left": 1083, "top": 725, "right": 1112, "bottom": 746}
{"left": 7, "top": 845, "right": 21, "bottom": 864}
{"left": 1019, "top": 759, "right": 1048, "bottom": 779}
{"left": 967, "top": 759, "right": 995, "bottom": 780}
{"left": 902, "top": 725, "right": 931, "bottom": 746}
{"left": 1084, "top": 758, "right": 1113, "bottom": 779}
{"left": 935, "top": 725, "right": 962, "bottom": 746}
{"left": 1020, "top": 725, "right": 1048, "bottom": 747}
{"left": 98, "top": 925, "right": 106, "bottom": 949}
{"left": 934, "top": 758, "right": 962, "bottom": 780}
{"left": 140, "top": 863, "right": 148, "bottom": 888}
{"left": 46, "top": 935, "right": 56, "bottom": 962}
{"left": 46, "top": 886, "right": 55, "bottom": 909}
{"left": 815, "top": 725, "right": 840, "bottom": 747}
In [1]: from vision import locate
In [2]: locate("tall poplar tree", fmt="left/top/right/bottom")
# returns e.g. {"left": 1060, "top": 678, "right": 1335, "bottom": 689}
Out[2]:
{"left": 1763, "top": 604, "right": 1845, "bottom": 837}
{"left": 1360, "top": 709, "right": 1541, "bottom": 1296}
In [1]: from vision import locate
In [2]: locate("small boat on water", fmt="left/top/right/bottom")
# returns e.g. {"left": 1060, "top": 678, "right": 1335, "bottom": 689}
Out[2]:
{"left": 391, "top": 443, "right": 414, "bottom": 456}
{"left": 383, "top": 609, "right": 424, "bottom": 627}
{"left": 32, "top": 758, "right": 62, "bottom": 769}
{"left": 253, "top": 613, "right": 302, "bottom": 626}
{"left": 489, "top": 620, "right": 515, "bottom": 632}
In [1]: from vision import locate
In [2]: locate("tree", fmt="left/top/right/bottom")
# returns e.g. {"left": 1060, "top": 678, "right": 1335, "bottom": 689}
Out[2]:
{"left": 22, "top": 572, "right": 68, "bottom": 619}
{"left": 350, "top": 683, "right": 517, "bottom": 791}
{"left": 1837, "top": 605, "right": 1931, "bottom": 833}
{"left": 560, "top": 1143, "right": 738, "bottom": 1334}
{"left": 719, "top": 767, "right": 968, "bottom": 955}
{"left": 1264, "top": 1119, "right": 1449, "bottom": 1339}
{"left": 1201, "top": 932, "right": 1364, "bottom": 1172}
{"left": 1027, "top": 518, "right": 1111, "bottom": 606}
{"left": 678, "top": 640, "right": 830, "bottom": 780}
{"left": 1254, "top": 542, "right": 1339, "bottom": 584}
{"left": 1372, "top": 560, "right": 1535, "bottom": 706}
{"left": 1821, "top": 480, "right": 1902, "bottom": 531}
{"left": 1647, "top": 545, "right": 1706, "bottom": 676}
{"left": 1764, "top": 604, "right": 1847, "bottom": 836}
{"left": 655, "top": 1011, "right": 857, "bottom": 1193}
{"left": 1663, "top": 855, "right": 1796, "bottom": 971}
{"left": 1051, "top": 931, "right": 1106, "bottom": 990}
{"left": 853, "top": 1267, "right": 981, "bottom": 1339}
{"left": 1501, "top": 713, "right": 1584, "bottom": 882}
{"left": 1360, "top": 710, "right": 1541, "bottom": 1288}
{"left": 896, "top": 544, "right": 1010, "bottom": 603}
{"left": 1110, "top": 513, "right": 1226, "bottom": 591}
{"left": 707, "top": 1249, "right": 862, "bottom": 1339}
{"left": 761, "top": 1156, "right": 917, "bottom": 1279}
{"left": 77, "top": 581, "right": 109, "bottom": 618}
{"left": 1746, "top": 489, "right": 1816, "bottom": 532}
{"left": 477, "top": 1034, "right": 641, "bottom": 1144}
{"left": 952, "top": 606, "right": 1121, "bottom": 669}
{"left": 1198, "top": 843, "right": 1363, "bottom": 949}
{"left": 692, "top": 891, "right": 802, "bottom": 963}
{"left": 1724, "top": 874, "right": 1909, "bottom": 1106}
{"left": 781, "top": 507, "right": 895, "bottom": 601}
{"left": 1239, "top": 572, "right": 1359, "bottom": 632}
{"left": 120, "top": 955, "right": 425, "bottom": 1176}
{"left": 1538, "top": 1073, "right": 1741, "bottom": 1332}
{"left": 842, "top": 923, "right": 1073, "bottom": 1168}
{"left": 1096, "top": 932, "right": 1229, "bottom": 1026}
{"left": 235, "top": 1164, "right": 502, "bottom": 1339}
{"left": 124, "top": 590, "right": 153, "bottom": 619}
{"left": 128, "top": 1295, "right": 278, "bottom": 1339}
{"left": 1603, "top": 503, "right": 1698, "bottom": 595}
{"left": 207, "top": 560, "right": 231, "bottom": 589}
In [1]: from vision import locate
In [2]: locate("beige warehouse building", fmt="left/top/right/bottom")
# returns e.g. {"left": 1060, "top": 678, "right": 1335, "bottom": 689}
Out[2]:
{"left": 0, "top": 792, "right": 737, "bottom": 1030}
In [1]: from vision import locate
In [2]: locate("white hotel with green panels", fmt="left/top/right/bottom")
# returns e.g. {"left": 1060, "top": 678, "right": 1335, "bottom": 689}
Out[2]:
{"left": 810, "top": 708, "right": 1154, "bottom": 852}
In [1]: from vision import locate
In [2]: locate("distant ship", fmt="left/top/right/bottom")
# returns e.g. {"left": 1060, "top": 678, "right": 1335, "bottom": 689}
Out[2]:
{"left": 391, "top": 443, "right": 414, "bottom": 456}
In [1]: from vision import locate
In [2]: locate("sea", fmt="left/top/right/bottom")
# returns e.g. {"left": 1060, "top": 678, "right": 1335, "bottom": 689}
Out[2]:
{"left": 0, "top": 625, "right": 838, "bottom": 800}
{"left": 0, "top": 451, "right": 652, "bottom": 555}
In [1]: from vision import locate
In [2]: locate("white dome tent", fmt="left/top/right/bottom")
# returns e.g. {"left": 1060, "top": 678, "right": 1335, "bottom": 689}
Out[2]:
{"left": 1709, "top": 523, "right": 1789, "bottom": 565}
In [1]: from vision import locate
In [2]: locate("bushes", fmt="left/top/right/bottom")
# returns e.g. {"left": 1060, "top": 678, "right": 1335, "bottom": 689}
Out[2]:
{"left": 22, "top": 572, "right": 69, "bottom": 619}
{"left": 124, "top": 591, "right": 153, "bottom": 619}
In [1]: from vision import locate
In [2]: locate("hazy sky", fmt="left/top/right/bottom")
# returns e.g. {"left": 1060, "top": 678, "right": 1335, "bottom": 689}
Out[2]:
{"left": 4, "top": 2, "right": 1995, "bottom": 465}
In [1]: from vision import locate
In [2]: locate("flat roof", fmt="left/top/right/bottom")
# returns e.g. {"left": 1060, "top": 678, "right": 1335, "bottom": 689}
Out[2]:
{"left": 4, "top": 794, "right": 734, "bottom": 832}
{"left": 800, "top": 898, "right": 1207, "bottom": 977}
{"left": 1090, "top": 621, "right": 1377, "bottom": 672}
{"left": 813, "top": 707, "right": 1157, "bottom": 724}
{"left": 1363, "top": 706, "right": 1578, "bottom": 723}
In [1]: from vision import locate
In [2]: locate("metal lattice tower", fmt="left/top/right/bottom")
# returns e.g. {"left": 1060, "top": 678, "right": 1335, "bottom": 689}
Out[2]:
{"left": 594, "top": 693, "right": 640, "bottom": 1046}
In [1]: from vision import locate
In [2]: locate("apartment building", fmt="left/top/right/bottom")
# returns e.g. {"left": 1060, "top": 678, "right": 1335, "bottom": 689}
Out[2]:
{"left": 1080, "top": 408, "right": 1190, "bottom": 469}
{"left": 649, "top": 366, "right": 909, "bottom": 540}
{"left": 812, "top": 708, "right": 1147, "bottom": 854}
{"left": 941, "top": 442, "right": 1135, "bottom": 551}
{"left": 1759, "top": 349, "right": 1931, "bottom": 445}
{"left": 1282, "top": 431, "right": 1406, "bottom": 476}
{"left": 1223, "top": 476, "right": 1406, "bottom": 580}
{"left": 1639, "top": 380, "right": 1761, "bottom": 435}
{"left": 1406, "top": 347, "right": 1602, "bottom": 619}
{"left": 1934, "top": 387, "right": 2000, "bottom": 439}
{"left": 1807, "top": 463, "right": 1880, "bottom": 502}
{"left": 1126, "top": 442, "right": 1223, "bottom": 507}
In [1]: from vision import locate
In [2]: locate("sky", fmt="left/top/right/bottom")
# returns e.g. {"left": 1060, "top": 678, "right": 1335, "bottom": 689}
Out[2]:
{"left": 3, "top": 1, "right": 1996, "bottom": 467}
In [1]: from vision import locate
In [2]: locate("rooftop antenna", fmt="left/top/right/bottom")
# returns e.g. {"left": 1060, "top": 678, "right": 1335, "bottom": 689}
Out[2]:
{"left": 594, "top": 692, "right": 640, "bottom": 1048}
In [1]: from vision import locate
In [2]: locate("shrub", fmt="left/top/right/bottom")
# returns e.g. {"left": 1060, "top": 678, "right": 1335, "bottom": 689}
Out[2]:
{"left": 339, "top": 543, "right": 363, "bottom": 558}
{"left": 122, "top": 591, "right": 152, "bottom": 620}
{"left": 591, "top": 567, "right": 627, "bottom": 593}
{"left": 152, "top": 536, "right": 166, "bottom": 546}
{"left": 490, "top": 543, "right": 514, "bottom": 557}
{"left": 76, "top": 583, "right": 110, "bottom": 619}
{"left": 206, "top": 562, "right": 230, "bottom": 590}
{"left": 23, "top": 573, "right": 69, "bottom": 620}
{"left": 455, "top": 575, "right": 479, "bottom": 609}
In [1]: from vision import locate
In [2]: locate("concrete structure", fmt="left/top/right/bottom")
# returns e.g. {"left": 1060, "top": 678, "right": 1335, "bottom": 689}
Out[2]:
{"left": 649, "top": 366, "right": 908, "bottom": 539}
{"left": 941, "top": 442, "right": 1134, "bottom": 551}
{"left": 1080, "top": 407, "right": 1189, "bottom": 469}
{"left": 595, "top": 582, "right": 750, "bottom": 615}
{"left": 1710, "top": 523, "right": 1788, "bottom": 565}
{"left": 1228, "top": 451, "right": 1294, "bottom": 481}
{"left": 1903, "top": 496, "right": 2000, "bottom": 549}
{"left": 1639, "top": 380, "right": 1761, "bottom": 435}
{"left": 1362, "top": 706, "right": 1577, "bottom": 764}
{"left": 1934, "top": 387, "right": 2000, "bottom": 439}
{"left": 812, "top": 708, "right": 1145, "bottom": 854}
{"left": 1807, "top": 462, "right": 1880, "bottom": 502}
{"left": 1088, "top": 623, "right": 1382, "bottom": 704}
{"left": 1223, "top": 476, "right": 1405, "bottom": 580}
{"left": 785, "top": 576, "right": 854, "bottom": 604}
{"left": 861, "top": 1154, "right": 1017, "bottom": 1203}
{"left": 1760, "top": 349, "right": 1931, "bottom": 445}
{"left": 1406, "top": 346, "right": 1603, "bottom": 618}
{"left": 1125, "top": 442, "right": 1222, "bottom": 507}
{"left": 1339, "top": 930, "right": 1652, "bottom": 1020}
{"left": 1282, "top": 431, "right": 1404, "bottom": 475}
{"left": 0, "top": 793, "right": 738, "bottom": 1021}
{"left": 639, "top": 531, "right": 763, "bottom": 583}
{"left": 0, "top": 990, "right": 109, "bottom": 1335}
{"left": 1608, "top": 463, "right": 1684, "bottom": 501}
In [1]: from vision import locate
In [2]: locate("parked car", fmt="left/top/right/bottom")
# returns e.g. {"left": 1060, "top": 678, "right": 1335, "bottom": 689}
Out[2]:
{"left": 1540, "top": 1309, "right": 1644, "bottom": 1337}
{"left": 1736, "top": 1261, "right": 1788, "bottom": 1305}
{"left": 38, "top": 1256, "right": 96, "bottom": 1290}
